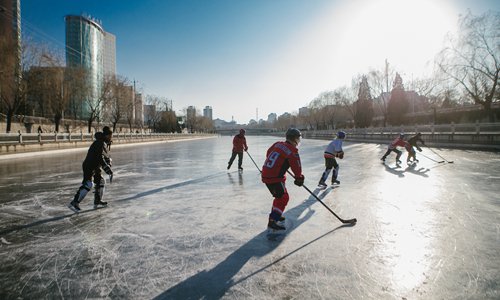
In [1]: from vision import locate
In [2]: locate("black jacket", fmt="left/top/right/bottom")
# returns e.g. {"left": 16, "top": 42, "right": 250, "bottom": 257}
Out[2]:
{"left": 408, "top": 135, "right": 425, "bottom": 151}
{"left": 83, "top": 132, "right": 113, "bottom": 174}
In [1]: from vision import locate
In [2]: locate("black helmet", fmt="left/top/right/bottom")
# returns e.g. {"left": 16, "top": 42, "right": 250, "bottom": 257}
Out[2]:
{"left": 337, "top": 131, "right": 346, "bottom": 139}
{"left": 286, "top": 128, "right": 301, "bottom": 140}
{"left": 103, "top": 126, "right": 112, "bottom": 136}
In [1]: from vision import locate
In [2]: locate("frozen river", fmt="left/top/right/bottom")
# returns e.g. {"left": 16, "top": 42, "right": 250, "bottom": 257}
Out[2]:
{"left": 0, "top": 135, "right": 499, "bottom": 299}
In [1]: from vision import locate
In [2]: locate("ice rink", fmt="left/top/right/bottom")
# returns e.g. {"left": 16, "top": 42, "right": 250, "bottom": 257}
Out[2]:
{"left": 0, "top": 135, "right": 499, "bottom": 299}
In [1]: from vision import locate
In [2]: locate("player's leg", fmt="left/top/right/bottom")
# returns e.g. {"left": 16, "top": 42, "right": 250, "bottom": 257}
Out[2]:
{"left": 266, "top": 182, "right": 289, "bottom": 230}
{"left": 93, "top": 169, "right": 108, "bottom": 208}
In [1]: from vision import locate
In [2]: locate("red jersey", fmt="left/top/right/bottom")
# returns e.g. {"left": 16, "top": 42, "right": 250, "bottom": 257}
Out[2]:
{"left": 261, "top": 141, "right": 302, "bottom": 184}
{"left": 232, "top": 134, "right": 248, "bottom": 152}
{"left": 389, "top": 137, "right": 407, "bottom": 149}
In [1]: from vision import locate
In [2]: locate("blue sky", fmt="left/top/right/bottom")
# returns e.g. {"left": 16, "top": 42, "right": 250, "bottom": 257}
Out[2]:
{"left": 21, "top": 0, "right": 499, "bottom": 124}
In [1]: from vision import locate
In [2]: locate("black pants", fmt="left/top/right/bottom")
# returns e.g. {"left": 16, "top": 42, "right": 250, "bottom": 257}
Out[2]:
{"left": 228, "top": 151, "right": 243, "bottom": 168}
{"left": 382, "top": 148, "right": 402, "bottom": 160}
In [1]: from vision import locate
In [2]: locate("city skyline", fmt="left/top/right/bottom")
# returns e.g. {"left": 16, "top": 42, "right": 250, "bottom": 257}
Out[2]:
{"left": 20, "top": 0, "right": 500, "bottom": 124}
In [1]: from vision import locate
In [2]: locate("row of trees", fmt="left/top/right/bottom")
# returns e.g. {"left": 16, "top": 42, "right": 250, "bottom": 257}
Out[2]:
{"left": 310, "top": 11, "right": 499, "bottom": 129}
{"left": 0, "top": 38, "right": 185, "bottom": 133}
{"left": 248, "top": 11, "right": 499, "bottom": 131}
{"left": 0, "top": 40, "right": 139, "bottom": 133}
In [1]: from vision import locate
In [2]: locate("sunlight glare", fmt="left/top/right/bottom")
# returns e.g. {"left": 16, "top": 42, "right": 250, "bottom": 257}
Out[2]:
{"left": 374, "top": 167, "right": 441, "bottom": 292}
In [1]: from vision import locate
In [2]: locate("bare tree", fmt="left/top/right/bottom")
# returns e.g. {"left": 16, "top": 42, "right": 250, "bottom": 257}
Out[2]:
{"left": 103, "top": 75, "right": 130, "bottom": 132}
{"left": 38, "top": 48, "right": 66, "bottom": 132}
{"left": 335, "top": 85, "right": 357, "bottom": 124}
{"left": 65, "top": 67, "right": 90, "bottom": 124}
{"left": 86, "top": 75, "right": 111, "bottom": 133}
{"left": 0, "top": 37, "right": 28, "bottom": 132}
{"left": 145, "top": 95, "right": 165, "bottom": 132}
{"left": 437, "top": 11, "right": 500, "bottom": 121}
{"left": 367, "top": 60, "right": 397, "bottom": 127}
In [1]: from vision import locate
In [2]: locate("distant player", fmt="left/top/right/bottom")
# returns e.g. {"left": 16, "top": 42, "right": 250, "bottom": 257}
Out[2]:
{"left": 227, "top": 129, "right": 248, "bottom": 170}
{"left": 406, "top": 132, "right": 426, "bottom": 164}
{"left": 318, "top": 131, "right": 346, "bottom": 188}
{"left": 261, "top": 128, "right": 304, "bottom": 231}
{"left": 68, "top": 126, "right": 114, "bottom": 212}
{"left": 381, "top": 133, "right": 407, "bottom": 165}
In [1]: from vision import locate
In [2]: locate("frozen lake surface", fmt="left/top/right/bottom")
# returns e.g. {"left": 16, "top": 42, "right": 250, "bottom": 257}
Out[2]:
{"left": 0, "top": 136, "right": 499, "bottom": 299}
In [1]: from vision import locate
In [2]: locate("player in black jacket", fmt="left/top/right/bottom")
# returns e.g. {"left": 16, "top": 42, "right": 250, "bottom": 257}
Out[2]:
{"left": 406, "top": 132, "right": 425, "bottom": 164}
{"left": 68, "top": 126, "right": 114, "bottom": 212}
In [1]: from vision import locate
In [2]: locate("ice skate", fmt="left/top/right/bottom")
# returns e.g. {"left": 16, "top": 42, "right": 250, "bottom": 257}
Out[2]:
{"left": 94, "top": 200, "right": 108, "bottom": 209}
{"left": 318, "top": 181, "right": 327, "bottom": 189}
{"left": 267, "top": 219, "right": 286, "bottom": 231}
{"left": 68, "top": 200, "right": 81, "bottom": 213}
{"left": 332, "top": 180, "right": 340, "bottom": 185}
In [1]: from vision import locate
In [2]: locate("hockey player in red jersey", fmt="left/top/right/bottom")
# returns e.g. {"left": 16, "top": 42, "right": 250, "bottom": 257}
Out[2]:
{"left": 227, "top": 129, "right": 248, "bottom": 170}
{"left": 261, "top": 128, "right": 304, "bottom": 231}
{"left": 381, "top": 133, "right": 409, "bottom": 165}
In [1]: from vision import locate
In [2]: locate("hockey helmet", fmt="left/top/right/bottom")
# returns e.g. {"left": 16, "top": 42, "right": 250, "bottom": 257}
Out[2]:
{"left": 103, "top": 126, "right": 112, "bottom": 136}
{"left": 399, "top": 133, "right": 405, "bottom": 138}
{"left": 285, "top": 128, "right": 301, "bottom": 140}
{"left": 239, "top": 128, "right": 246, "bottom": 135}
{"left": 337, "top": 131, "right": 346, "bottom": 139}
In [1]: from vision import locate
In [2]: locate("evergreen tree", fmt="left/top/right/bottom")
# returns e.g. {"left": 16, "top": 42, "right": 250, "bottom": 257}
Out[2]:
{"left": 353, "top": 76, "right": 374, "bottom": 128}
{"left": 387, "top": 73, "right": 409, "bottom": 125}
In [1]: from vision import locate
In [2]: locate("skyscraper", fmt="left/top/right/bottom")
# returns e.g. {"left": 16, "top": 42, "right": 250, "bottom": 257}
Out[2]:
{"left": 203, "top": 106, "right": 213, "bottom": 120}
{"left": 103, "top": 31, "right": 116, "bottom": 77}
{"left": 65, "top": 14, "right": 104, "bottom": 118}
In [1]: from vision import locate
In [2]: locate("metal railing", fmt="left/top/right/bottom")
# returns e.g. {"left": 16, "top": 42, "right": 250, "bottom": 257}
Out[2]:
{"left": 0, "top": 131, "right": 213, "bottom": 144}
{"left": 339, "top": 122, "right": 500, "bottom": 135}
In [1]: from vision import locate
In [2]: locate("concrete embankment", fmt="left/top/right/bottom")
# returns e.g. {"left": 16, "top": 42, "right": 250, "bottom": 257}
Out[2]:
{"left": 0, "top": 134, "right": 218, "bottom": 158}
{"left": 302, "top": 131, "right": 500, "bottom": 151}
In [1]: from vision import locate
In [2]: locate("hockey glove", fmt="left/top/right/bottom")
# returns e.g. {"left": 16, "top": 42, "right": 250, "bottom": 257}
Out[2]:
{"left": 294, "top": 175, "right": 305, "bottom": 187}
{"left": 103, "top": 162, "right": 113, "bottom": 175}
{"left": 336, "top": 151, "right": 344, "bottom": 159}
{"left": 109, "top": 173, "right": 113, "bottom": 184}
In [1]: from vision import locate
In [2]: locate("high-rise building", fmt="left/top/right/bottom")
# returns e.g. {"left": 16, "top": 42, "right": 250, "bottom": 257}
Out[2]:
{"left": 267, "top": 113, "right": 277, "bottom": 123}
{"left": 103, "top": 31, "right": 116, "bottom": 76}
{"left": 0, "top": 0, "right": 22, "bottom": 111}
{"left": 65, "top": 14, "right": 105, "bottom": 118}
{"left": 203, "top": 106, "right": 213, "bottom": 120}
{"left": 134, "top": 93, "right": 144, "bottom": 125}
{"left": 187, "top": 106, "right": 196, "bottom": 119}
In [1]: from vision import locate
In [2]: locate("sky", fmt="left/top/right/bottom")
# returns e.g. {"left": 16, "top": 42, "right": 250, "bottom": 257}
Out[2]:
{"left": 20, "top": 0, "right": 500, "bottom": 124}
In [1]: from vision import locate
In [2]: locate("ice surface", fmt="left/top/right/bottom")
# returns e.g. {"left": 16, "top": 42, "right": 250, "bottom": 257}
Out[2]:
{"left": 0, "top": 136, "right": 499, "bottom": 299}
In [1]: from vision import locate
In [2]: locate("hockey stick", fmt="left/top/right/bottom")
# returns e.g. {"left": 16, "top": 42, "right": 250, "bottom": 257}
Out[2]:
{"left": 428, "top": 147, "right": 454, "bottom": 163}
{"left": 419, "top": 152, "right": 444, "bottom": 163}
{"left": 247, "top": 151, "right": 356, "bottom": 225}
{"left": 286, "top": 170, "right": 357, "bottom": 225}
{"left": 246, "top": 151, "right": 261, "bottom": 172}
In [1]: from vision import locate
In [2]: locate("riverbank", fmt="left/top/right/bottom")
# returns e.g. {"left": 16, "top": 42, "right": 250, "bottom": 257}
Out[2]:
{"left": 0, "top": 134, "right": 217, "bottom": 159}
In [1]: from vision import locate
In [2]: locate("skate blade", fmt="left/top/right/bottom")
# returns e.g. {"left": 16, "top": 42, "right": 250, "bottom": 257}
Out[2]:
{"left": 67, "top": 205, "right": 80, "bottom": 213}
{"left": 93, "top": 204, "right": 108, "bottom": 209}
